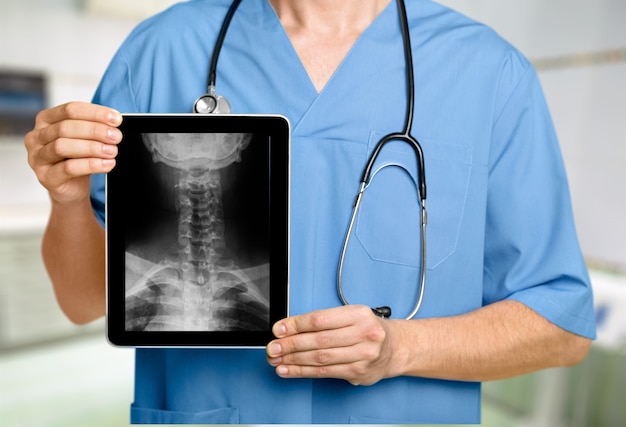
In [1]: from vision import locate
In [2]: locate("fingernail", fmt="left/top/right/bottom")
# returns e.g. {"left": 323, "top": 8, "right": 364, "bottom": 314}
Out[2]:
{"left": 268, "top": 356, "right": 282, "bottom": 366}
{"left": 107, "top": 128, "right": 122, "bottom": 142}
{"left": 107, "top": 110, "right": 122, "bottom": 125}
{"left": 273, "top": 322, "right": 286, "bottom": 337}
{"left": 268, "top": 342, "right": 282, "bottom": 357}
{"left": 102, "top": 144, "right": 116, "bottom": 155}
{"left": 276, "top": 366, "right": 288, "bottom": 376}
{"left": 102, "top": 159, "right": 115, "bottom": 168}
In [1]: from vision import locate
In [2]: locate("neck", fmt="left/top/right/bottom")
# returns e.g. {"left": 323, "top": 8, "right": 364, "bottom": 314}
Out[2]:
{"left": 269, "top": 0, "right": 391, "bottom": 36}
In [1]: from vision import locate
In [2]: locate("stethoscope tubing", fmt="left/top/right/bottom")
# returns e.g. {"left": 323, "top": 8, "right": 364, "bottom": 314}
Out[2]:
{"left": 337, "top": 136, "right": 428, "bottom": 320}
{"left": 337, "top": 174, "right": 427, "bottom": 319}
{"left": 337, "top": 0, "right": 428, "bottom": 320}
{"left": 196, "top": 0, "right": 429, "bottom": 320}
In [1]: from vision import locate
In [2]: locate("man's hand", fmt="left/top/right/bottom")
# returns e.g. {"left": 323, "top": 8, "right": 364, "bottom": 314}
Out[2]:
{"left": 24, "top": 101, "right": 123, "bottom": 206}
{"left": 24, "top": 102, "right": 122, "bottom": 324}
{"left": 266, "top": 305, "right": 401, "bottom": 385}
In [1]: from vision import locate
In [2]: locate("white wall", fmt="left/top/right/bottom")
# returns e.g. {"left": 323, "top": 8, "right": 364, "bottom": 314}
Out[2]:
{"left": 0, "top": 0, "right": 174, "bottom": 229}
{"left": 1, "top": 0, "right": 138, "bottom": 110}
{"left": 439, "top": 0, "right": 626, "bottom": 269}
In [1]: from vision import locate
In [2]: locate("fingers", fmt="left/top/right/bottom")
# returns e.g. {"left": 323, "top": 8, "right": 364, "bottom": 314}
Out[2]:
{"left": 267, "top": 317, "right": 385, "bottom": 364}
{"left": 34, "top": 101, "right": 122, "bottom": 129}
{"left": 26, "top": 102, "right": 122, "bottom": 158}
{"left": 273, "top": 360, "right": 372, "bottom": 386}
{"left": 272, "top": 304, "right": 368, "bottom": 338}
{"left": 27, "top": 123, "right": 121, "bottom": 189}
{"left": 268, "top": 339, "right": 366, "bottom": 368}
{"left": 28, "top": 102, "right": 122, "bottom": 156}
{"left": 267, "top": 325, "right": 360, "bottom": 360}
{"left": 34, "top": 122, "right": 122, "bottom": 164}
{"left": 270, "top": 305, "right": 381, "bottom": 356}
{"left": 40, "top": 157, "right": 117, "bottom": 191}
{"left": 267, "top": 305, "right": 390, "bottom": 384}
{"left": 24, "top": 101, "right": 124, "bottom": 204}
{"left": 268, "top": 336, "right": 386, "bottom": 386}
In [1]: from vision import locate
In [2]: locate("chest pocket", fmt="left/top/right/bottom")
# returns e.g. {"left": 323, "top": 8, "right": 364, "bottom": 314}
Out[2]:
{"left": 355, "top": 133, "right": 472, "bottom": 270}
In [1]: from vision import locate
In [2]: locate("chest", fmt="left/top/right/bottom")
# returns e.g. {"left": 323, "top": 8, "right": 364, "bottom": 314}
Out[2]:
{"left": 285, "top": 29, "right": 363, "bottom": 93}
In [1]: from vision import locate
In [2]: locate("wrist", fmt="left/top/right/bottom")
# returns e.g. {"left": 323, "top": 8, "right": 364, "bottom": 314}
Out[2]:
{"left": 383, "top": 319, "right": 414, "bottom": 379}
{"left": 48, "top": 195, "right": 99, "bottom": 229}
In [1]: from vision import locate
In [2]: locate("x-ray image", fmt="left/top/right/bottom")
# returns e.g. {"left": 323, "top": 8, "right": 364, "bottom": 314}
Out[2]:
{"left": 123, "top": 132, "right": 271, "bottom": 332}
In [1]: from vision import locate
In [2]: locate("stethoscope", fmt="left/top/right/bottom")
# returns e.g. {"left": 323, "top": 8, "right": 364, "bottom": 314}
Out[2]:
{"left": 193, "top": 0, "right": 427, "bottom": 320}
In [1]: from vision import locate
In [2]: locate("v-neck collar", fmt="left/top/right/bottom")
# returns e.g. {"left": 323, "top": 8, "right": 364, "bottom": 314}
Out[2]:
{"left": 230, "top": 0, "right": 402, "bottom": 135}
{"left": 262, "top": 0, "right": 395, "bottom": 96}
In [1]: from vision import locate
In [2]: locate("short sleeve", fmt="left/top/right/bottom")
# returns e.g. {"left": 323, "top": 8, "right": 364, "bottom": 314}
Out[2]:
{"left": 483, "top": 65, "right": 596, "bottom": 339}
{"left": 89, "top": 40, "right": 141, "bottom": 227}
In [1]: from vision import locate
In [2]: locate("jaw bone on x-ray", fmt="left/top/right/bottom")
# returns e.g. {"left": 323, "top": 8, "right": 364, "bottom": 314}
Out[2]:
{"left": 124, "top": 132, "right": 271, "bottom": 332}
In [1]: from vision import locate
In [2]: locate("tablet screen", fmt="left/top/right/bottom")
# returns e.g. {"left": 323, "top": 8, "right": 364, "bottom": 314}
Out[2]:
{"left": 106, "top": 114, "right": 289, "bottom": 347}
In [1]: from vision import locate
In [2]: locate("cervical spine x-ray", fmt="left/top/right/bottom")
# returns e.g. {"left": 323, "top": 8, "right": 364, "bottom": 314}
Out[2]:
{"left": 123, "top": 132, "right": 270, "bottom": 332}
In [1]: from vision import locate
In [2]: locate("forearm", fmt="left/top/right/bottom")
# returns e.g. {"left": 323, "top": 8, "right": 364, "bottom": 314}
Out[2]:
{"left": 389, "top": 300, "right": 592, "bottom": 382}
{"left": 42, "top": 197, "right": 106, "bottom": 324}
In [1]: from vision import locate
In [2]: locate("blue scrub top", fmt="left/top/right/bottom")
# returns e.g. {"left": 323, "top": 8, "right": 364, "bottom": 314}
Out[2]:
{"left": 90, "top": 0, "right": 596, "bottom": 423}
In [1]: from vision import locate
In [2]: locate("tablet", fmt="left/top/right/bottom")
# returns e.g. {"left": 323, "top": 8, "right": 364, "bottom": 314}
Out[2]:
{"left": 106, "top": 114, "right": 290, "bottom": 347}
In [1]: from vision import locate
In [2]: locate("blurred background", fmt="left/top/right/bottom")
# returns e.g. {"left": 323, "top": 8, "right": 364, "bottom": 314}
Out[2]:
{"left": 0, "top": 0, "right": 624, "bottom": 426}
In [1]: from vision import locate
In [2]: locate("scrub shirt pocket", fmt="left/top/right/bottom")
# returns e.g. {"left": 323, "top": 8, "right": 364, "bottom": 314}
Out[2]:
{"left": 355, "top": 133, "right": 472, "bottom": 270}
{"left": 130, "top": 404, "right": 239, "bottom": 424}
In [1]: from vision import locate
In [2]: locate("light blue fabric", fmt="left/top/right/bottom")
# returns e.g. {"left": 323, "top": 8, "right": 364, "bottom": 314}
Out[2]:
{"left": 91, "top": 0, "right": 595, "bottom": 423}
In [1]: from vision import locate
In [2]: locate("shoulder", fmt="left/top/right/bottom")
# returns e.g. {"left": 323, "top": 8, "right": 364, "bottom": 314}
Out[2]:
{"left": 408, "top": 1, "right": 534, "bottom": 108}
{"left": 137, "top": 0, "right": 231, "bottom": 29}
{"left": 410, "top": 2, "right": 530, "bottom": 70}
{"left": 118, "top": 0, "right": 231, "bottom": 54}
{"left": 95, "top": 0, "right": 235, "bottom": 112}
{"left": 408, "top": 1, "right": 520, "bottom": 56}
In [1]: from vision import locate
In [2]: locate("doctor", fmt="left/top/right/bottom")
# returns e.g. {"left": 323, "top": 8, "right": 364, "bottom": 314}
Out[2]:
{"left": 25, "top": 0, "right": 595, "bottom": 424}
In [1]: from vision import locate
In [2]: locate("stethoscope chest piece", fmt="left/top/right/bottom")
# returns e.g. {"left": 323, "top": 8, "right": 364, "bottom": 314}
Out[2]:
{"left": 192, "top": 0, "right": 242, "bottom": 115}
{"left": 193, "top": 86, "right": 231, "bottom": 114}
{"left": 372, "top": 306, "right": 392, "bottom": 318}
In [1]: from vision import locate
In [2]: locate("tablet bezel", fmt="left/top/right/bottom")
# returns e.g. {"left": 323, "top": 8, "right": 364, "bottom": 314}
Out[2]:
{"left": 106, "top": 114, "right": 290, "bottom": 347}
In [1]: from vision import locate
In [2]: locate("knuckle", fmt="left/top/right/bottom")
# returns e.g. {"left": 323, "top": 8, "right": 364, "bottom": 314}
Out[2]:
{"left": 24, "top": 130, "right": 36, "bottom": 150}
{"left": 361, "top": 344, "right": 381, "bottom": 362}
{"left": 26, "top": 150, "right": 35, "bottom": 169}
{"left": 91, "top": 123, "right": 104, "bottom": 140}
{"left": 314, "top": 350, "right": 331, "bottom": 365}
{"left": 50, "top": 138, "right": 67, "bottom": 157}
{"left": 89, "top": 141, "right": 99, "bottom": 157}
{"left": 282, "top": 351, "right": 297, "bottom": 365}
{"left": 62, "top": 159, "right": 79, "bottom": 177}
{"left": 346, "top": 361, "right": 381, "bottom": 386}
{"left": 56, "top": 120, "right": 72, "bottom": 138}
{"left": 34, "top": 109, "right": 47, "bottom": 127}
{"left": 351, "top": 362, "right": 369, "bottom": 378}
{"left": 365, "top": 324, "right": 385, "bottom": 343}
{"left": 62, "top": 101, "right": 80, "bottom": 118}
{"left": 28, "top": 149, "right": 45, "bottom": 174}
{"left": 34, "top": 168, "right": 48, "bottom": 186}
{"left": 310, "top": 312, "right": 329, "bottom": 330}
{"left": 316, "top": 332, "right": 332, "bottom": 349}
{"left": 314, "top": 366, "right": 329, "bottom": 378}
